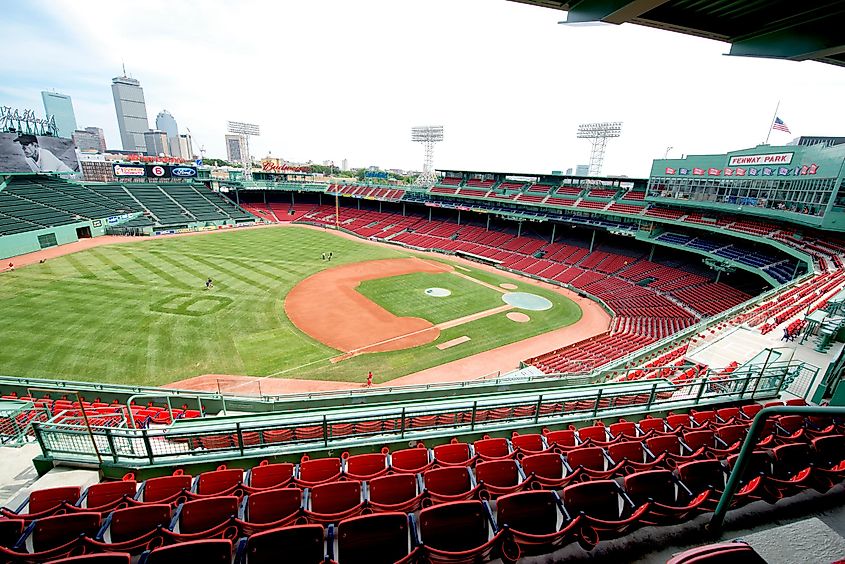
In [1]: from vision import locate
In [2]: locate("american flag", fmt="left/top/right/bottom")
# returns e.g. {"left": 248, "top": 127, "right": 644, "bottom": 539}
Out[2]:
{"left": 772, "top": 117, "right": 791, "bottom": 133}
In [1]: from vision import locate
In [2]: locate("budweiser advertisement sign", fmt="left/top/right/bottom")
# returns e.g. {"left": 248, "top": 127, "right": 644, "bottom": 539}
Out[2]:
{"left": 261, "top": 161, "right": 312, "bottom": 173}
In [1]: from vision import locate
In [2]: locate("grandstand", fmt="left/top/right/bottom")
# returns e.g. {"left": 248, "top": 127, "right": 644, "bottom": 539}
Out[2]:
{"left": 0, "top": 175, "right": 257, "bottom": 258}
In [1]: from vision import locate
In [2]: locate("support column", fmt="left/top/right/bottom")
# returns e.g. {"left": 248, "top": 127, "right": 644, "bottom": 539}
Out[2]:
{"left": 517, "top": 221, "right": 522, "bottom": 238}
{"left": 357, "top": 199, "right": 361, "bottom": 210}
{"left": 379, "top": 201, "right": 382, "bottom": 213}
{"left": 589, "top": 229, "right": 596, "bottom": 253}
{"left": 792, "top": 261, "right": 801, "bottom": 280}
{"left": 550, "top": 223, "right": 556, "bottom": 244}
{"left": 290, "top": 192, "right": 294, "bottom": 205}
{"left": 457, "top": 210, "right": 461, "bottom": 225}
{"left": 402, "top": 203, "right": 406, "bottom": 217}
{"left": 263, "top": 191, "right": 266, "bottom": 204}
{"left": 486, "top": 215, "right": 490, "bottom": 230}
{"left": 234, "top": 189, "right": 240, "bottom": 205}
{"left": 716, "top": 270, "right": 722, "bottom": 283}
{"left": 429, "top": 208, "right": 432, "bottom": 221}
{"left": 648, "top": 244, "right": 655, "bottom": 261}
{"left": 319, "top": 193, "right": 322, "bottom": 205}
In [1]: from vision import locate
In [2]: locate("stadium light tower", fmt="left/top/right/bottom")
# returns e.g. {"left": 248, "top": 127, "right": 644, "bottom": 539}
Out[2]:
{"left": 226, "top": 121, "right": 260, "bottom": 181}
{"left": 411, "top": 126, "right": 444, "bottom": 186}
{"left": 576, "top": 122, "right": 622, "bottom": 177}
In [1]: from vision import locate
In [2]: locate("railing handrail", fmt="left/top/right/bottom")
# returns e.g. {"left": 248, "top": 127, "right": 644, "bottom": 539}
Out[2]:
{"left": 709, "top": 404, "right": 845, "bottom": 532}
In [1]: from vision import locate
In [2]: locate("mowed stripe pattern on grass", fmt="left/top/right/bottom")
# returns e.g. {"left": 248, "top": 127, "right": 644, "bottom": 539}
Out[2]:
{"left": 0, "top": 226, "right": 583, "bottom": 385}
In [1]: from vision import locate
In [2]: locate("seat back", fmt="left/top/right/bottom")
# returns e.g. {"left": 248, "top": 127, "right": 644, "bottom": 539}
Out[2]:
{"left": 298, "top": 458, "right": 341, "bottom": 484}
{"left": 544, "top": 429, "right": 576, "bottom": 448}
{"left": 623, "top": 470, "right": 677, "bottom": 506}
{"left": 367, "top": 474, "right": 418, "bottom": 506}
{"left": 176, "top": 496, "right": 238, "bottom": 534}
{"left": 433, "top": 443, "right": 472, "bottom": 466}
{"left": 566, "top": 446, "right": 607, "bottom": 471}
{"left": 196, "top": 469, "right": 243, "bottom": 496}
{"left": 390, "top": 447, "right": 430, "bottom": 473}
{"left": 715, "top": 425, "right": 746, "bottom": 447}
{"left": 607, "top": 441, "right": 647, "bottom": 464}
{"left": 609, "top": 421, "right": 637, "bottom": 439}
{"left": 677, "top": 460, "right": 725, "bottom": 494}
{"left": 772, "top": 443, "right": 812, "bottom": 478}
{"left": 31, "top": 512, "right": 100, "bottom": 552}
{"left": 562, "top": 480, "right": 621, "bottom": 521}
{"left": 510, "top": 433, "right": 545, "bottom": 453}
{"left": 716, "top": 407, "right": 740, "bottom": 422}
{"left": 813, "top": 434, "right": 845, "bottom": 468}
{"left": 336, "top": 512, "right": 410, "bottom": 564}
{"left": 496, "top": 491, "right": 559, "bottom": 535}
{"left": 309, "top": 481, "right": 361, "bottom": 515}
{"left": 418, "top": 501, "right": 489, "bottom": 553}
{"left": 521, "top": 453, "right": 565, "bottom": 480}
{"left": 692, "top": 410, "right": 716, "bottom": 426}
{"left": 473, "top": 438, "right": 510, "bottom": 459}
{"left": 243, "top": 525, "right": 323, "bottom": 564}
{"left": 646, "top": 435, "right": 683, "bottom": 456}
{"left": 726, "top": 451, "right": 772, "bottom": 482}
{"left": 667, "top": 541, "right": 767, "bottom": 564}
{"left": 246, "top": 489, "right": 301, "bottom": 525}
{"left": 423, "top": 467, "right": 472, "bottom": 496}
{"left": 142, "top": 475, "right": 192, "bottom": 503}
{"left": 741, "top": 404, "right": 763, "bottom": 419}
{"left": 0, "top": 518, "right": 23, "bottom": 548}
{"left": 638, "top": 418, "right": 666, "bottom": 434}
{"left": 345, "top": 453, "right": 387, "bottom": 479}
{"left": 85, "top": 481, "right": 137, "bottom": 510}
{"left": 683, "top": 430, "right": 715, "bottom": 451}
{"left": 108, "top": 504, "right": 170, "bottom": 544}
{"left": 144, "top": 538, "right": 232, "bottom": 564}
{"left": 50, "top": 554, "right": 131, "bottom": 564}
{"left": 666, "top": 414, "right": 692, "bottom": 430}
{"left": 29, "top": 486, "right": 81, "bottom": 514}
{"left": 248, "top": 463, "right": 294, "bottom": 490}
{"left": 577, "top": 425, "right": 608, "bottom": 444}
{"left": 475, "top": 460, "right": 519, "bottom": 488}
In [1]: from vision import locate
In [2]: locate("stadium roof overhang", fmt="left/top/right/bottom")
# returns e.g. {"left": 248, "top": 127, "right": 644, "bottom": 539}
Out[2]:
{"left": 509, "top": 0, "right": 845, "bottom": 67}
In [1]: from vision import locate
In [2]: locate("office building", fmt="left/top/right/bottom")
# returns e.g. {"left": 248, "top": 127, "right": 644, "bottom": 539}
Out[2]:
{"left": 155, "top": 110, "right": 181, "bottom": 158}
{"left": 111, "top": 75, "right": 150, "bottom": 153}
{"left": 73, "top": 129, "right": 105, "bottom": 153}
{"left": 178, "top": 134, "right": 193, "bottom": 161}
{"left": 41, "top": 91, "right": 77, "bottom": 138}
{"left": 144, "top": 130, "right": 170, "bottom": 157}
{"left": 341, "top": 158, "right": 349, "bottom": 171}
{"left": 575, "top": 164, "right": 590, "bottom": 176}
{"left": 226, "top": 134, "right": 246, "bottom": 162}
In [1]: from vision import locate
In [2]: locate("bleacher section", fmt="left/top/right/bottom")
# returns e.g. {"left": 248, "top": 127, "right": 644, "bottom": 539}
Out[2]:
{"left": 1, "top": 401, "right": 839, "bottom": 563}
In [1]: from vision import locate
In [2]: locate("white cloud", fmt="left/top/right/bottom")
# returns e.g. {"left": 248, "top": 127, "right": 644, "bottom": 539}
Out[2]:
{"left": 1, "top": 0, "right": 842, "bottom": 176}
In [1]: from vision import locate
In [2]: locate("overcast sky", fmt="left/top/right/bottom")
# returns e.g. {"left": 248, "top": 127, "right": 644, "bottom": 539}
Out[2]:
{"left": 2, "top": 0, "right": 844, "bottom": 177}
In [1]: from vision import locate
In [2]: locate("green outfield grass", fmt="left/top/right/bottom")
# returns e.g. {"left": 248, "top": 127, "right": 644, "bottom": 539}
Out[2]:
{"left": 0, "top": 226, "right": 582, "bottom": 385}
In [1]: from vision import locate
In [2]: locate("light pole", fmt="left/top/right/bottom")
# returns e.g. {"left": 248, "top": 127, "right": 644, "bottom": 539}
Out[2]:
{"left": 664, "top": 146, "right": 674, "bottom": 159}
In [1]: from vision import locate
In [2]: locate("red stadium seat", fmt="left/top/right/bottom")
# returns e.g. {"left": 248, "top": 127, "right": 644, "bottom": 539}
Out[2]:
{"left": 247, "top": 462, "right": 294, "bottom": 490}
{"left": 51, "top": 554, "right": 131, "bottom": 564}
{"left": 624, "top": 470, "right": 710, "bottom": 524}
{"left": 0, "top": 518, "right": 23, "bottom": 548}
{"left": 19, "top": 512, "right": 101, "bottom": 553}
{"left": 306, "top": 481, "right": 363, "bottom": 523}
{"left": 139, "top": 538, "right": 232, "bottom": 564}
{"left": 367, "top": 474, "right": 423, "bottom": 513}
{"left": 566, "top": 446, "right": 623, "bottom": 479}
{"left": 423, "top": 467, "right": 480, "bottom": 504}
{"left": 667, "top": 541, "right": 766, "bottom": 563}
{"left": 298, "top": 457, "right": 341, "bottom": 486}
{"left": 496, "top": 490, "right": 594, "bottom": 556}
{"left": 562, "top": 480, "right": 648, "bottom": 540}
{"left": 432, "top": 442, "right": 475, "bottom": 467}
{"left": 79, "top": 481, "right": 137, "bottom": 512}
{"left": 138, "top": 475, "right": 192, "bottom": 504}
{"left": 520, "top": 453, "right": 572, "bottom": 489}
{"left": 543, "top": 429, "right": 578, "bottom": 452}
{"left": 171, "top": 496, "right": 238, "bottom": 535}
{"left": 475, "top": 460, "right": 526, "bottom": 499}
{"left": 343, "top": 452, "right": 388, "bottom": 480}
{"left": 236, "top": 524, "right": 324, "bottom": 564}
{"left": 607, "top": 440, "right": 666, "bottom": 472}
{"left": 473, "top": 438, "right": 513, "bottom": 462}
{"left": 417, "top": 501, "right": 498, "bottom": 564}
{"left": 97, "top": 504, "right": 170, "bottom": 545}
{"left": 390, "top": 447, "right": 432, "bottom": 473}
{"left": 243, "top": 488, "right": 301, "bottom": 526}
{"left": 510, "top": 433, "right": 548, "bottom": 455}
{"left": 195, "top": 468, "right": 244, "bottom": 496}
{"left": 334, "top": 512, "right": 414, "bottom": 564}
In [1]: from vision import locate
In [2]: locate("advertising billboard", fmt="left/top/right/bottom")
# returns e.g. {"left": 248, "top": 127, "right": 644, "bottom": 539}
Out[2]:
{"left": 0, "top": 132, "right": 80, "bottom": 174}
{"left": 113, "top": 163, "right": 197, "bottom": 178}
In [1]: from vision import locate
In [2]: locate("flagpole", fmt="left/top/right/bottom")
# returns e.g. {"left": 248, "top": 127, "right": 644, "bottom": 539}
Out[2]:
{"left": 764, "top": 100, "right": 780, "bottom": 144}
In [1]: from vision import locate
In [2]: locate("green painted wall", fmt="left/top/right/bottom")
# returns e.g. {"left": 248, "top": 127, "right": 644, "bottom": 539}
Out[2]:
{"left": 0, "top": 222, "right": 88, "bottom": 260}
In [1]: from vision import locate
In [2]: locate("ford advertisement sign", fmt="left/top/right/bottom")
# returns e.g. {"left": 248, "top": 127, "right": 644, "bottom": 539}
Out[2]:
{"left": 171, "top": 166, "right": 197, "bottom": 178}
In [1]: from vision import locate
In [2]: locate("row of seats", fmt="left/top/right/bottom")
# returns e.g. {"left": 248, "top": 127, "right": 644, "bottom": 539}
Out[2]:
{"left": 2, "top": 410, "right": 840, "bottom": 563}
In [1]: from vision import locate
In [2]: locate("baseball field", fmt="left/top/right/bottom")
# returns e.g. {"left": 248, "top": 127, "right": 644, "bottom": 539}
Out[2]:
{"left": 0, "top": 226, "right": 584, "bottom": 386}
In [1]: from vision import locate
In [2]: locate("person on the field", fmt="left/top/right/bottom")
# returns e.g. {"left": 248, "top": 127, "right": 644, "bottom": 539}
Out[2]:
{"left": 366, "top": 371, "right": 373, "bottom": 388}
{"left": 13, "top": 134, "right": 73, "bottom": 173}
{"left": 321, "top": 253, "right": 326, "bottom": 261}
{"left": 205, "top": 278, "right": 213, "bottom": 289}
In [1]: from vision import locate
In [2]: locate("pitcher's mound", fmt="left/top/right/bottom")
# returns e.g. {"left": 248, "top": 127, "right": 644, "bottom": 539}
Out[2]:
{"left": 500, "top": 283, "right": 518, "bottom": 290}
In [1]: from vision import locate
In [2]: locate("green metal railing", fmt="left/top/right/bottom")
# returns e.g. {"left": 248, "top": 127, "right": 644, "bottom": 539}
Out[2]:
{"left": 32, "top": 364, "right": 797, "bottom": 469}
{"left": 709, "top": 404, "right": 845, "bottom": 533}
{"left": 0, "top": 401, "right": 51, "bottom": 447}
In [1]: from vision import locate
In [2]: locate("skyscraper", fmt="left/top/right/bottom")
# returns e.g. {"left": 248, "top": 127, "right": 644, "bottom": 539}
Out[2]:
{"left": 111, "top": 75, "right": 149, "bottom": 153}
{"left": 144, "top": 130, "right": 170, "bottom": 157}
{"left": 178, "top": 134, "right": 193, "bottom": 161}
{"left": 155, "top": 110, "right": 180, "bottom": 158}
{"left": 84, "top": 127, "right": 107, "bottom": 152}
{"left": 41, "top": 91, "right": 77, "bottom": 138}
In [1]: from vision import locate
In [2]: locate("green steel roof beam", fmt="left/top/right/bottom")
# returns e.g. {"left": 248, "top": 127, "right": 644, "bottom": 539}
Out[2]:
{"left": 729, "top": 16, "right": 845, "bottom": 62}
{"left": 564, "top": 0, "right": 671, "bottom": 24}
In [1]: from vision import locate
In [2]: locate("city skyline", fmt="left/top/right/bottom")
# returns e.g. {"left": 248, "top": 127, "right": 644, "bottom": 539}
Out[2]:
{"left": 2, "top": 1, "right": 844, "bottom": 177}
